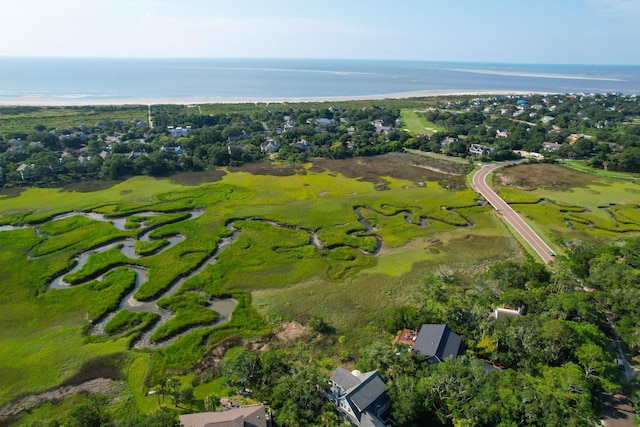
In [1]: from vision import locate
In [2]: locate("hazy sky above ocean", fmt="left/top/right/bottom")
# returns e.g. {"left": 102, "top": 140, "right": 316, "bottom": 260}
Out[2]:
{"left": 1, "top": 0, "right": 639, "bottom": 65}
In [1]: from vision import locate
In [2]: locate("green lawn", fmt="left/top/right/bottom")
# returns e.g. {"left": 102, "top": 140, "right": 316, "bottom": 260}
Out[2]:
{"left": 400, "top": 109, "right": 445, "bottom": 136}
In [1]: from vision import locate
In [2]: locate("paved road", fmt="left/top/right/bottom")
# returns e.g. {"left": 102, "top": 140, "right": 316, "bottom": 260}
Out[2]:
{"left": 472, "top": 162, "right": 554, "bottom": 264}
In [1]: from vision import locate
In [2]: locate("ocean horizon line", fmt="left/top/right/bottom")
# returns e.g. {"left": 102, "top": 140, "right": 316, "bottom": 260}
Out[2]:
{"left": 1, "top": 56, "right": 639, "bottom": 67}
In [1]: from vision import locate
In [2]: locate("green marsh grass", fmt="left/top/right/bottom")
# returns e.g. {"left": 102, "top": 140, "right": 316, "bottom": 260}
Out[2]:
{"left": 33, "top": 217, "right": 133, "bottom": 257}
{"left": 497, "top": 179, "right": 640, "bottom": 241}
{"left": 152, "top": 293, "right": 218, "bottom": 342}
{"left": 0, "top": 106, "right": 147, "bottom": 137}
{"left": 134, "top": 239, "right": 169, "bottom": 256}
{"left": 0, "top": 155, "right": 532, "bottom": 409}
{"left": 105, "top": 310, "right": 159, "bottom": 336}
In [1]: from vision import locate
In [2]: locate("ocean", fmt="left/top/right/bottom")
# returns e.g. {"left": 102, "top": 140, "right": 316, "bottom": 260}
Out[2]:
{"left": 0, "top": 57, "right": 638, "bottom": 102}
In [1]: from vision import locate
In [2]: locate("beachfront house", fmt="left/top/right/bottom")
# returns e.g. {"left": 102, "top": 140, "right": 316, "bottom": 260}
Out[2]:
{"left": 329, "top": 368, "right": 391, "bottom": 427}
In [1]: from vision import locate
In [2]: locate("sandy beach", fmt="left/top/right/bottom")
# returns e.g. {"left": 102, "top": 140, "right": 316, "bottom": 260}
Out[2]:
{"left": 0, "top": 90, "right": 545, "bottom": 107}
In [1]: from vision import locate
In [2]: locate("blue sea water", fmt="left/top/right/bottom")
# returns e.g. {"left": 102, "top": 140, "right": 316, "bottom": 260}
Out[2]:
{"left": 0, "top": 57, "right": 638, "bottom": 101}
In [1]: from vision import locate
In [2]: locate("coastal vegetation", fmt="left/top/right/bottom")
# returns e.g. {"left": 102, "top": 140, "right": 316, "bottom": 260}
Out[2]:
{"left": 1, "top": 95, "right": 640, "bottom": 426}
{"left": 2, "top": 93, "right": 639, "bottom": 188}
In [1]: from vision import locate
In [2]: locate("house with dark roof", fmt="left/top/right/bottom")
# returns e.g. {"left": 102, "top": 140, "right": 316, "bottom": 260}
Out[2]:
{"left": 329, "top": 368, "right": 390, "bottom": 427}
{"left": 290, "top": 139, "right": 311, "bottom": 152}
{"left": 469, "top": 143, "right": 496, "bottom": 156}
{"left": 179, "top": 404, "right": 270, "bottom": 427}
{"left": 227, "top": 130, "right": 250, "bottom": 142}
{"left": 412, "top": 324, "right": 465, "bottom": 363}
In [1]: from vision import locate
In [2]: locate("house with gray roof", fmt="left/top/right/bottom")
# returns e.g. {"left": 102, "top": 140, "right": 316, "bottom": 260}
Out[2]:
{"left": 412, "top": 324, "right": 465, "bottom": 363}
{"left": 469, "top": 143, "right": 496, "bottom": 156}
{"left": 329, "top": 368, "right": 390, "bottom": 427}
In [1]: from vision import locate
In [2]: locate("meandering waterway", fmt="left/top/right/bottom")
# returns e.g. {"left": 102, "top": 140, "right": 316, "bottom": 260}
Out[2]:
{"left": 1, "top": 205, "right": 438, "bottom": 347}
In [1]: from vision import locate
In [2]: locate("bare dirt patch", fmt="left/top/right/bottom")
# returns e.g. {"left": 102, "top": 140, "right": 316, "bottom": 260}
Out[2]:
{"left": 0, "top": 378, "right": 119, "bottom": 421}
{"left": 0, "top": 187, "right": 25, "bottom": 199}
{"left": 310, "top": 153, "right": 468, "bottom": 190}
{"left": 494, "top": 163, "right": 597, "bottom": 191}
{"left": 275, "top": 322, "right": 312, "bottom": 342}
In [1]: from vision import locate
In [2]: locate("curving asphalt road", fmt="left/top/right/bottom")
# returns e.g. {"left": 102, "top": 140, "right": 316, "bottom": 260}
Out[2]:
{"left": 472, "top": 161, "right": 554, "bottom": 264}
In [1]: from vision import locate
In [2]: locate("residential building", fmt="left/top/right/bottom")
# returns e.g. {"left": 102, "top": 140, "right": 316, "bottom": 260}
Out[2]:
{"left": 291, "top": 139, "right": 311, "bottom": 152}
{"left": 167, "top": 126, "right": 191, "bottom": 139}
{"left": 329, "top": 368, "right": 391, "bottom": 427}
{"left": 372, "top": 120, "right": 393, "bottom": 134}
{"left": 599, "top": 141, "right": 623, "bottom": 151}
{"left": 542, "top": 142, "right": 562, "bottom": 152}
{"left": 492, "top": 307, "right": 522, "bottom": 320}
{"left": 16, "top": 163, "right": 35, "bottom": 181}
{"left": 441, "top": 136, "right": 458, "bottom": 149}
{"left": 412, "top": 324, "right": 465, "bottom": 363}
{"left": 179, "top": 405, "right": 271, "bottom": 427}
{"left": 260, "top": 140, "right": 281, "bottom": 153}
{"left": 160, "top": 146, "right": 184, "bottom": 155}
{"left": 315, "top": 118, "right": 336, "bottom": 126}
{"left": 227, "top": 130, "right": 250, "bottom": 142}
{"left": 469, "top": 144, "right": 496, "bottom": 156}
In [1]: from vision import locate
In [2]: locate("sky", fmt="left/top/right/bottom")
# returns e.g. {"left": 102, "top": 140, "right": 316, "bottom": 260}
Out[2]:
{"left": 1, "top": 0, "right": 640, "bottom": 64}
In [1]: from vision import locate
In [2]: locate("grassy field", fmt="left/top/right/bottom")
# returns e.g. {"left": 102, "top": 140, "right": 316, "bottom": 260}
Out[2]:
{"left": 3, "top": 154, "right": 638, "bottom": 422}
{"left": 400, "top": 108, "right": 445, "bottom": 136}
{"left": 0, "top": 106, "right": 148, "bottom": 137}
